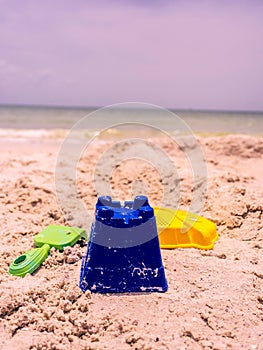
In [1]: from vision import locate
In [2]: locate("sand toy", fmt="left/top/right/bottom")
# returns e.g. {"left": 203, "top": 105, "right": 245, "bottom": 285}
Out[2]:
{"left": 9, "top": 204, "right": 217, "bottom": 279}
{"left": 9, "top": 225, "right": 87, "bottom": 277}
{"left": 154, "top": 207, "right": 218, "bottom": 250}
{"left": 79, "top": 196, "right": 168, "bottom": 293}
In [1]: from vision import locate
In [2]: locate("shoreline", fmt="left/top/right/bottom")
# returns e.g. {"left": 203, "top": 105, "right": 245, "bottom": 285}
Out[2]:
{"left": 1, "top": 105, "right": 263, "bottom": 135}
{"left": 0, "top": 127, "right": 263, "bottom": 142}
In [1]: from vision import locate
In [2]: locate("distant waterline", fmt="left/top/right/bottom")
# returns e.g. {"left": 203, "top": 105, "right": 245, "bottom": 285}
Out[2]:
{"left": 0, "top": 104, "right": 262, "bottom": 135}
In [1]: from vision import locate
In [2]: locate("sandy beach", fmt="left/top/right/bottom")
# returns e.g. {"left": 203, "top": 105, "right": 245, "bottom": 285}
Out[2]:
{"left": 0, "top": 132, "right": 262, "bottom": 350}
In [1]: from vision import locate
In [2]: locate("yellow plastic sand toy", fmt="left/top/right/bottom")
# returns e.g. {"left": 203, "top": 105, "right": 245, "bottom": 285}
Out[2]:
{"left": 154, "top": 207, "right": 218, "bottom": 250}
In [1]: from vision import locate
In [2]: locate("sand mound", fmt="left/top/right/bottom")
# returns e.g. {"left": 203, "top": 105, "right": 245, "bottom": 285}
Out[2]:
{"left": 0, "top": 135, "right": 262, "bottom": 350}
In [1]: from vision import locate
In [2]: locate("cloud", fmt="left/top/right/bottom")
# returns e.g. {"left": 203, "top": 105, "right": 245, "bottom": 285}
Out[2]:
{"left": 0, "top": 0, "right": 262, "bottom": 109}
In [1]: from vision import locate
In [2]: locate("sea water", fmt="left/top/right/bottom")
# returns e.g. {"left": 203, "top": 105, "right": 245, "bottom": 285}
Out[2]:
{"left": 0, "top": 104, "right": 262, "bottom": 135}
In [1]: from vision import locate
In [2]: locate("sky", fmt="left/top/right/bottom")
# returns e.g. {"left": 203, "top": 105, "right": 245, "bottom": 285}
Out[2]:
{"left": 0, "top": 0, "right": 263, "bottom": 111}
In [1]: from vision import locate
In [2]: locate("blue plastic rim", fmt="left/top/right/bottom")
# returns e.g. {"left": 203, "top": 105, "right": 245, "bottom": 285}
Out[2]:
{"left": 79, "top": 196, "right": 168, "bottom": 293}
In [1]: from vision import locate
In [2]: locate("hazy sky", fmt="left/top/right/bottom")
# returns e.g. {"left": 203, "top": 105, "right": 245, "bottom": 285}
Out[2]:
{"left": 0, "top": 0, "right": 263, "bottom": 110}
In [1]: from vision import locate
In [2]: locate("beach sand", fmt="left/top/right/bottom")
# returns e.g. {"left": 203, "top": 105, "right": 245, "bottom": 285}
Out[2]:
{"left": 0, "top": 133, "right": 262, "bottom": 350}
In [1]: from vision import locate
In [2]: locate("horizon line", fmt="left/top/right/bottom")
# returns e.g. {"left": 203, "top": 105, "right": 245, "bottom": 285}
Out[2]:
{"left": 0, "top": 102, "right": 263, "bottom": 115}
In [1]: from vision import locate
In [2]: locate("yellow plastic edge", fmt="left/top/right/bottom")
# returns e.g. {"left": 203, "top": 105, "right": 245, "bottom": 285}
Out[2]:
{"left": 153, "top": 206, "right": 219, "bottom": 250}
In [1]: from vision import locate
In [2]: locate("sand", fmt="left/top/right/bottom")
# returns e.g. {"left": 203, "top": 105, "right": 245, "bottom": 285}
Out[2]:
{"left": 0, "top": 133, "right": 262, "bottom": 350}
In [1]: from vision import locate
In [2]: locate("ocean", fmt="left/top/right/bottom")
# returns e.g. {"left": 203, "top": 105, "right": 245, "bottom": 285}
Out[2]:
{"left": 0, "top": 104, "right": 262, "bottom": 135}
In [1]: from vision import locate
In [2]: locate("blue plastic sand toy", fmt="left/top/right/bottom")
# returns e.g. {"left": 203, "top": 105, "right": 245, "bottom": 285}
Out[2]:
{"left": 79, "top": 195, "right": 168, "bottom": 293}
